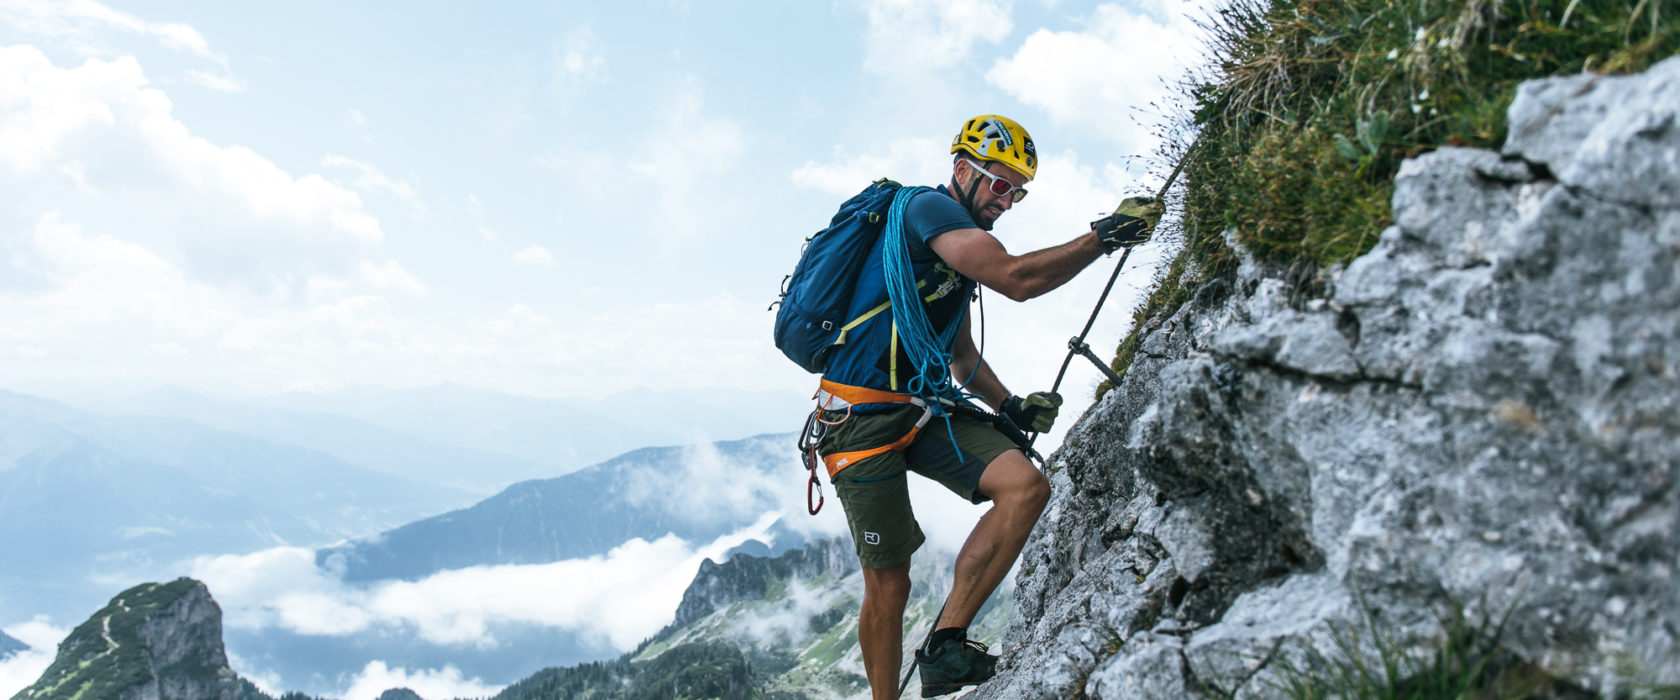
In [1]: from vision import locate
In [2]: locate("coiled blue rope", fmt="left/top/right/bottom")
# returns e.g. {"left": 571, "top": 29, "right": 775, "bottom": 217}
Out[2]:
{"left": 882, "top": 186, "right": 985, "bottom": 455}
{"left": 882, "top": 186, "right": 965, "bottom": 400}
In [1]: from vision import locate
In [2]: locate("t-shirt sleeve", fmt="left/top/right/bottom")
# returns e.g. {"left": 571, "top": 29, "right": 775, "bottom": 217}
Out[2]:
{"left": 903, "top": 190, "right": 976, "bottom": 258}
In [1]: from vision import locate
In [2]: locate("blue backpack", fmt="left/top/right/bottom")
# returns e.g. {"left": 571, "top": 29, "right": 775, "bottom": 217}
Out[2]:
{"left": 773, "top": 179, "right": 904, "bottom": 374}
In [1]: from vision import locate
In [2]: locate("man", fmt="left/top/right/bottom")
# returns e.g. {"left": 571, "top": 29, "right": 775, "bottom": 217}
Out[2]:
{"left": 812, "top": 114, "right": 1161, "bottom": 698}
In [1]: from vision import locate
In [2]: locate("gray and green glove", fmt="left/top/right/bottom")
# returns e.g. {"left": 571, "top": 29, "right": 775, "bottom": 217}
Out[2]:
{"left": 1093, "top": 196, "right": 1164, "bottom": 252}
{"left": 1002, "top": 391, "right": 1063, "bottom": 433}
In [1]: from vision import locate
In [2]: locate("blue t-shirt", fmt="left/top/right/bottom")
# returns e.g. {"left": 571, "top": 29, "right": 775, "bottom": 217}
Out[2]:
{"left": 822, "top": 185, "right": 978, "bottom": 399}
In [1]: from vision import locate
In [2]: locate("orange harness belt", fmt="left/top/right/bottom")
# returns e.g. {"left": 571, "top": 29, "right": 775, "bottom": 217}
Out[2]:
{"left": 813, "top": 379, "right": 932, "bottom": 479}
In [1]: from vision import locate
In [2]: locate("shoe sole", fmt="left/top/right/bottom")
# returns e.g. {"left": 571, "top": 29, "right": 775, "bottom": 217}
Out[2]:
{"left": 921, "top": 680, "right": 981, "bottom": 698}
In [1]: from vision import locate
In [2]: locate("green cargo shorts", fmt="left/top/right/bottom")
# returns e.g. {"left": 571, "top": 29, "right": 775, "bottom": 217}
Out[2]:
{"left": 817, "top": 404, "right": 1020, "bottom": 569}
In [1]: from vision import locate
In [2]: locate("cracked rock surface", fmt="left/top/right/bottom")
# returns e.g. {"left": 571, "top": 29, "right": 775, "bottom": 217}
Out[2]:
{"left": 977, "top": 56, "right": 1679, "bottom": 699}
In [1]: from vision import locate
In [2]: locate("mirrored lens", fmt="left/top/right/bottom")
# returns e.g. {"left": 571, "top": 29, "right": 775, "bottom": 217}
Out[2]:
{"left": 970, "top": 160, "right": 1028, "bottom": 203}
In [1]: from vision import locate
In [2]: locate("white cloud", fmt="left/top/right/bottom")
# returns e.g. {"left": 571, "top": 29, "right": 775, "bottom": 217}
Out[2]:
{"left": 192, "top": 515, "right": 780, "bottom": 654}
{"left": 510, "top": 245, "right": 556, "bottom": 268}
{"left": 861, "top": 0, "right": 1014, "bottom": 73}
{"left": 2, "top": 209, "right": 808, "bottom": 396}
{"left": 0, "top": 617, "right": 68, "bottom": 700}
{"left": 989, "top": 2, "right": 1199, "bottom": 148}
{"left": 0, "top": 0, "right": 220, "bottom": 60}
{"left": 342, "top": 661, "right": 502, "bottom": 700}
{"left": 624, "top": 75, "right": 746, "bottom": 245}
{"left": 622, "top": 441, "right": 781, "bottom": 528}
{"left": 345, "top": 109, "right": 367, "bottom": 129}
{"left": 0, "top": 0, "right": 244, "bottom": 92}
{"left": 355, "top": 260, "right": 429, "bottom": 297}
{"left": 790, "top": 136, "right": 951, "bottom": 197}
{"left": 0, "top": 46, "right": 382, "bottom": 289}
{"left": 551, "top": 24, "right": 608, "bottom": 99}
{"left": 323, "top": 155, "right": 428, "bottom": 218}
{"left": 182, "top": 69, "right": 245, "bottom": 92}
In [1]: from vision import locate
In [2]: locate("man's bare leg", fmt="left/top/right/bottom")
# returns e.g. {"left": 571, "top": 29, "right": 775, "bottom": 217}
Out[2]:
{"left": 860, "top": 559, "right": 913, "bottom": 700}
{"left": 937, "top": 450, "right": 1050, "bottom": 630}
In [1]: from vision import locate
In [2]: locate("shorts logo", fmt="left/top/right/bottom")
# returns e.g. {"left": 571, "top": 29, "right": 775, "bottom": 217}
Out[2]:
{"left": 864, "top": 531, "right": 881, "bottom": 545}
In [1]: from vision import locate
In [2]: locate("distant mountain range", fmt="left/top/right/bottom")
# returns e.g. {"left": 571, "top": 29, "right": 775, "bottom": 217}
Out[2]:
{"left": 96, "top": 386, "right": 555, "bottom": 495}
{"left": 318, "top": 433, "right": 804, "bottom": 582}
{"left": 0, "top": 390, "right": 474, "bottom": 624}
{"left": 222, "top": 430, "right": 819, "bottom": 694}
{"left": 0, "top": 629, "right": 25, "bottom": 658}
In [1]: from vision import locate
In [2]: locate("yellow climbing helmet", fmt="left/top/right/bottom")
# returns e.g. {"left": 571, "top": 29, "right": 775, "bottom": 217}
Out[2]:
{"left": 950, "top": 115, "right": 1037, "bottom": 180}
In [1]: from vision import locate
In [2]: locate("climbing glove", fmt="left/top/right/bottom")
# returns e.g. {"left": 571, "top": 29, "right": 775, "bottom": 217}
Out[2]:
{"left": 1002, "top": 392, "right": 1063, "bottom": 433}
{"left": 1093, "top": 196, "right": 1165, "bottom": 253}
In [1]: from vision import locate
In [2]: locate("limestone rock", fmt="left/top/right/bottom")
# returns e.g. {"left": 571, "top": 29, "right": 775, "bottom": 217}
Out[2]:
{"left": 979, "top": 56, "right": 1680, "bottom": 699}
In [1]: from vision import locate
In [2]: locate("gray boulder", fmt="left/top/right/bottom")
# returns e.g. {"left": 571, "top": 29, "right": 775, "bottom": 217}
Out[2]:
{"left": 979, "top": 55, "right": 1679, "bottom": 698}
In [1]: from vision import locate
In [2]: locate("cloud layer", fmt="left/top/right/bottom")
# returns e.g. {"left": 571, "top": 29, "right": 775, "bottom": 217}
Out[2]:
{"left": 192, "top": 512, "right": 781, "bottom": 648}
{"left": 990, "top": 1, "right": 1201, "bottom": 151}
{"left": 0, "top": 618, "right": 67, "bottom": 700}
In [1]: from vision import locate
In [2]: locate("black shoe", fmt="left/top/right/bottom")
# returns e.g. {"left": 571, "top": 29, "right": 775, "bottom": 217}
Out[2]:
{"left": 915, "top": 637, "right": 998, "bottom": 697}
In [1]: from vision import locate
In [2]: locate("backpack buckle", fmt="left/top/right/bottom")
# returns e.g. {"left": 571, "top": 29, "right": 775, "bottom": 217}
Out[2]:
{"left": 821, "top": 320, "right": 834, "bottom": 331}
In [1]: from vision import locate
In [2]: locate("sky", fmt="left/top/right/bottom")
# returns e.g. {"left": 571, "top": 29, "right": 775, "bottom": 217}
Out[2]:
{"left": 0, "top": 0, "right": 1202, "bottom": 410}
{"left": 1, "top": 0, "right": 1209, "bottom": 697}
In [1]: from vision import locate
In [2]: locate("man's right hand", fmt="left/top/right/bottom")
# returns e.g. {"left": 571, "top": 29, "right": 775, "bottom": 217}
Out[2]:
{"left": 1002, "top": 392, "right": 1062, "bottom": 433}
{"left": 1093, "top": 196, "right": 1164, "bottom": 252}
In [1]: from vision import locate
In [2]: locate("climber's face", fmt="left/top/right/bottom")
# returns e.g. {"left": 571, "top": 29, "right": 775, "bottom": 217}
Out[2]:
{"left": 959, "top": 159, "right": 1029, "bottom": 231}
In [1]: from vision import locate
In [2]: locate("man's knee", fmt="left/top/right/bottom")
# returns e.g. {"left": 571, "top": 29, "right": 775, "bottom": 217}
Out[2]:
{"left": 979, "top": 451, "right": 1050, "bottom": 512}
{"left": 861, "top": 559, "right": 913, "bottom": 604}
{"left": 1018, "top": 467, "right": 1050, "bottom": 513}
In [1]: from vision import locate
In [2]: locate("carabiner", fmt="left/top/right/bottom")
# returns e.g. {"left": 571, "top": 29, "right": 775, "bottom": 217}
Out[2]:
{"left": 807, "top": 470, "right": 824, "bottom": 515}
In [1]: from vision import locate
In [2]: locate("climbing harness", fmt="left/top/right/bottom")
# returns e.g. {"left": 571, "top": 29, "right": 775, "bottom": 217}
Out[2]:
{"left": 798, "top": 380, "right": 931, "bottom": 515}
{"left": 798, "top": 378, "right": 1037, "bottom": 515}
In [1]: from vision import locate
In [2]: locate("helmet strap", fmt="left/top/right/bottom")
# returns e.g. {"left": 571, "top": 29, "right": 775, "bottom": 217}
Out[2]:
{"left": 951, "top": 161, "right": 987, "bottom": 228}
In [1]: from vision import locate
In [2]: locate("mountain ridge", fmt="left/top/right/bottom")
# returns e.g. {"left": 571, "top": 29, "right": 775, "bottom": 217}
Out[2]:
{"left": 317, "top": 432, "right": 802, "bottom": 582}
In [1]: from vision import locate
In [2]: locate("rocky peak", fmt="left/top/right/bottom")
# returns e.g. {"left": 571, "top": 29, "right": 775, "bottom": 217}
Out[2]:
{"left": 672, "top": 537, "right": 857, "bottom": 628}
{"left": 0, "top": 630, "right": 26, "bottom": 659}
{"left": 980, "top": 56, "right": 1679, "bottom": 698}
{"left": 14, "top": 578, "right": 238, "bottom": 700}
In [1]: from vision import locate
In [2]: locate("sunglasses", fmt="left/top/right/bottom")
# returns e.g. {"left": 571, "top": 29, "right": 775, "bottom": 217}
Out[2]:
{"left": 965, "top": 160, "right": 1028, "bottom": 203}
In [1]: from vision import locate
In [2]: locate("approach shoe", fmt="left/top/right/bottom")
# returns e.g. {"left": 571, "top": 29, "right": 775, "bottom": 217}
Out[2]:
{"left": 915, "top": 637, "right": 998, "bottom": 697}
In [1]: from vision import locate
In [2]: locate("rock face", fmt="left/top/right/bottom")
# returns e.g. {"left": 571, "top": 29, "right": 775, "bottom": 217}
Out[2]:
{"left": 980, "top": 57, "right": 1679, "bottom": 698}
{"left": 15, "top": 579, "right": 239, "bottom": 700}
{"left": 673, "top": 537, "right": 858, "bottom": 627}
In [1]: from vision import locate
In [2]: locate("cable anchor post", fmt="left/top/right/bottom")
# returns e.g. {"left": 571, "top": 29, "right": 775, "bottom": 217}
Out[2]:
{"left": 1067, "top": 337, "right": 1126, "bottom": 388}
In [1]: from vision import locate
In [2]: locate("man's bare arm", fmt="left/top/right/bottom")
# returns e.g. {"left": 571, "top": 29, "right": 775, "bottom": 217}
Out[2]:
{"left": 930, "top": 227, "right": 1105, "bottom": 302}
